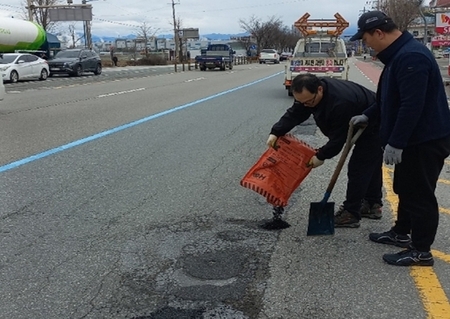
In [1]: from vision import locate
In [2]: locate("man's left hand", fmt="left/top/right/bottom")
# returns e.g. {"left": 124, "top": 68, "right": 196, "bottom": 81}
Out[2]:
{"left": 383, "top": 144, "right": 403, "bottom": 165}
{"left": 307, "top": 155, "right": 324, "bottom": 168}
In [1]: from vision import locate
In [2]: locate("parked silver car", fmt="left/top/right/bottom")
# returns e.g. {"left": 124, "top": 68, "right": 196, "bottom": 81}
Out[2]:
{"left": 0, "top": 53, "right": 49, "bottom": 83}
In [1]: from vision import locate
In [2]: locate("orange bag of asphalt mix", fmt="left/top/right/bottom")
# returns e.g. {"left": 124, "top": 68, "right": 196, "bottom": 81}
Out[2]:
{"left": 240, "top": 134, "right": 316, "bottom": 207}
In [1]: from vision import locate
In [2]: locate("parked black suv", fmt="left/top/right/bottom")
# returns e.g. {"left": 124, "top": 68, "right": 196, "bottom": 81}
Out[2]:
{"left": 48, "top": 49, "right": 102, "bottom": 77}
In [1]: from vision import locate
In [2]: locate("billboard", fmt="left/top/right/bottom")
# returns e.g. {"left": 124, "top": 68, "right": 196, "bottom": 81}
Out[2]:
{"left": 49, "top": 7, "right": 92, "bottom": 21}
{"left": 431, "top": 34, "right": 450, "bottom": 46}
{"left": 435, "top": 12, "right": 450, "bottom": 34}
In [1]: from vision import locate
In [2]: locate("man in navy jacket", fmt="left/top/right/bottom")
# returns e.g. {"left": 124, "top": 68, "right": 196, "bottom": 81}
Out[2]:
{"left": 267, "top": 74, "right": 383, "bottom": 228}
{"left": 350, "top": 11, "right": 450, "bottom": 266}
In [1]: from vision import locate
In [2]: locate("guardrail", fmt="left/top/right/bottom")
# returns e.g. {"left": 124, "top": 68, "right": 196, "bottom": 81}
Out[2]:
{"left": 101, "top": 55, "right": 260, "bottom": 70}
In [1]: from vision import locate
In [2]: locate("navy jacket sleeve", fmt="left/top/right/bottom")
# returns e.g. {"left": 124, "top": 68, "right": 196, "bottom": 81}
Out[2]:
{"left": 388, "top": 53, "right": 430, "bottom": 149}
{"left": 315, "top": 102, "right": 350, "bottom": 160}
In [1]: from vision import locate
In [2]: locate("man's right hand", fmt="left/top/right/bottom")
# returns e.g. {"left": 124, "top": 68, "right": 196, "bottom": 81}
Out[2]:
{"left": 266, "top": 134, "right": 278, "bottom": 149}
{"left": 349, "top": 114, "right": 369, "bottom": 126}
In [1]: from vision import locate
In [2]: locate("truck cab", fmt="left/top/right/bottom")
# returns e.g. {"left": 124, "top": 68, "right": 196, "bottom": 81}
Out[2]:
{"left": 195, "top": 44, "right": 235, "bottom": 71}
{"left": 284, "top": 13, "right": 349, "bottom": 96}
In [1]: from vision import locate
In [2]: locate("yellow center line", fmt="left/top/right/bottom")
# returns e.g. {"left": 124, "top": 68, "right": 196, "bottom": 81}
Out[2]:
{"left": 440, "top": 207, "right": 450, "bottom": 215}
{"left": 382, "top": 166, "right": 450, "bottom": 317}
{"left": 445, "top": 160, "right": 450, "bottom": 165}
{"left": 410, "top": 267, "right": 450, "bottom": 318}
{"left": 433, "top": 250, "right": 450, "bottom": 263}
{"left": 438, "top": 178, "right": 450, "bottom": 185}
{"left": 384, "top": 167, "right": 450, "bottom": 185}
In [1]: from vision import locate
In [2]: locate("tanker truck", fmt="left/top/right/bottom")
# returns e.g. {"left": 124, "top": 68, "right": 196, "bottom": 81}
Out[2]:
{"left": 0, "top": 18, "right": 46, "bottom": 53}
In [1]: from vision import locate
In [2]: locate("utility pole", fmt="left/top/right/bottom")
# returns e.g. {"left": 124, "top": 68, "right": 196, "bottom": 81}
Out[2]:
{"left": 171, "top": 0, "right": 179, "bottom": 72}
{"left": 416, "top": 0, "right": 428, "bottom": 46}
{"left": 81, "top": 0, "right": 92, "bottom": 49}
{"left": 26, "top": 0, "right": 33, "bottom": 21}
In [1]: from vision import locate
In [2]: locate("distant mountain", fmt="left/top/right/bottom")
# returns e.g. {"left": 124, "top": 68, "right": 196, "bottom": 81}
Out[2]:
{"left": 87, "top": 28, "right": 357, "bottom": 44}
{"left": 89, "top": 32, "right": 251, "bottom": 42}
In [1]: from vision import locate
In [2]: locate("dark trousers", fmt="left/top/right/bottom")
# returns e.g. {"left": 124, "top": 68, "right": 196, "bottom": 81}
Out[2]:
{"left": 343, "top": 130, "right": 383, "bottom": 218}
{"left": 392, "top": 135, "right": 450, "bottom": 252}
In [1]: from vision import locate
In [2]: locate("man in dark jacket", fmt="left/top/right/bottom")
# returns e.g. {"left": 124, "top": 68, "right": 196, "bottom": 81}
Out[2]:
{"left": 350, "top": 11, "right": 450, "bottom": 266}
{"left": 267, "top": 73, "right": 383, "bottom": 228}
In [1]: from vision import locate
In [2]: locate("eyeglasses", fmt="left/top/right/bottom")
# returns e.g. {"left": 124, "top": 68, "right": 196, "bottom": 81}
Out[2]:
{"left": 303, "top": 92, "right": 317, "bottom": 106}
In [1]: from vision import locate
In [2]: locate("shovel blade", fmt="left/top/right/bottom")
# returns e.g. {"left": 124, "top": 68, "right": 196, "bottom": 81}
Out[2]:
{"left": 307, "top": 202, "right": 335, "bottom": 236}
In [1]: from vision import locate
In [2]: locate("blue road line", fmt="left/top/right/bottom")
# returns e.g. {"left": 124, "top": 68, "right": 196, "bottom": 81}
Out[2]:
{"left": 0, "top": 71, "right": 283, "bottom": 173}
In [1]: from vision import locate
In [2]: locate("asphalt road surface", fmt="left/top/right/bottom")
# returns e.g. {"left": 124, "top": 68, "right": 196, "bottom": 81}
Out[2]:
{"left": 1, "top": 59, "right": 449, "bottom": 319}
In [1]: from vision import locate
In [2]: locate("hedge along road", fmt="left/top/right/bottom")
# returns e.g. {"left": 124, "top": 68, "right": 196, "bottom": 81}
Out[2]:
{"left": 1, "top": 60, "right": 449, "bottom": 318}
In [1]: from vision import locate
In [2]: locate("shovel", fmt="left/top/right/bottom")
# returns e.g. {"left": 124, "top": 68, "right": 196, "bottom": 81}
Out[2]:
{"left": 307, "top": 123, "right": 365, "bottom": 236}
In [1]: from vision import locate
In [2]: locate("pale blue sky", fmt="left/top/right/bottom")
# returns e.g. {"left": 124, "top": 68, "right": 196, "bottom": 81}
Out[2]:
{"left": 0, "top": 0, "right": 376, "bottom": 36}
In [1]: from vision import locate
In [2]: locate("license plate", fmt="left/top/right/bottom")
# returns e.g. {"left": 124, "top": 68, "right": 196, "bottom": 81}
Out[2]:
{"left": 51, "top": 68, "right": 60, "bottom": 71}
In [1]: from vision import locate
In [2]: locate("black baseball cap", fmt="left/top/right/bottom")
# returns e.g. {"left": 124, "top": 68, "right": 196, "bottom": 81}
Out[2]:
{"left": 350, "top": 11, "right": 393, "bottom": 41}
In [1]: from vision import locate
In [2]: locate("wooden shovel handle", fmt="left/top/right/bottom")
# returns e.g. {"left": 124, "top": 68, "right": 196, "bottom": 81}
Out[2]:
{"left": 325, "top": 123, "right": 365, "bottom": 194}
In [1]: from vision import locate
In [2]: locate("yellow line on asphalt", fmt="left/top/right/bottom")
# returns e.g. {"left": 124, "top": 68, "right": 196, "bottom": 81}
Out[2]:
{"left": 410, "top": 267, "right": 450, "bottom": 318}
{"left": 445, "top": 160, "right": 450, "bottom": 165}
{"left": 438, "top": 178, "right": 450, "bottom": 185}
{"left": 382, "top": 166, "right": 450, "bottom": 318}
{"left": 433, "top": 250, "right": 450, "bottom": 263}
{"left": 440, "top": 207, "right": 450, "bottom": 215}
{"left": 384, "top": 167, "right": 450, "bottom": 186}
{"left": 382, "top": 166, "right": 397, "bottom": 220}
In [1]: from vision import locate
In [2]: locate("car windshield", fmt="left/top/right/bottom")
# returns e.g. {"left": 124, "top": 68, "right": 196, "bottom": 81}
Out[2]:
{"left": 54, "top": 51, "right": 81, "bottom": 58}
{"left": 0, "top": 55, "right": 19, "bottom": 64}
{"left": 262, "top": 49, "right": 276, "bottom": 53}
{"left": 209, "top": 45, "right": 230, "bottom": 51}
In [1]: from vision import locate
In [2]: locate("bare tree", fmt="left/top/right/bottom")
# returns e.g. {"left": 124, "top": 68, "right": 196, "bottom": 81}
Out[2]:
{"left": 22, "top": 0, "right": 62, "bottom": 32}
{"left": 68, "top": 23, "right": 84, "bottom": 48}
{"left": 379, "top": 0, "right": 422, "bottom": 31}
{"left": 175, "top": 17, "right": 184, "bottom": 63}
{"left": 239, "top": 16, "right": 284, "bottom": 54}
{"left": 137, "top": 21, "right": 158, "bottom": 58}
{"left": 272, "top": 26, "right": 299, "bottom": 53}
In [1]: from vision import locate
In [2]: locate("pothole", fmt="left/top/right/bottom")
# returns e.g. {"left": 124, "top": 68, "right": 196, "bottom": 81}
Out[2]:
{"left": 182, "top": 250, "right": 246, "bottom": 280}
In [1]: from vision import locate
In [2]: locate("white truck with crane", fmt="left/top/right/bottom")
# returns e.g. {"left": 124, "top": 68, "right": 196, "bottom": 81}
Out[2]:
{"left": 284, "top": 13, "right": 349, "bottom": 96}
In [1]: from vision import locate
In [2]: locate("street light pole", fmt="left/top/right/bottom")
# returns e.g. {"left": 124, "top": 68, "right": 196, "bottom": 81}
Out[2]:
{"left": 418, "top": 2, "right": 428, "bottom": 46}
{"left": 171, "top": 0, "right": 179, "bottom": 72}
{"left": 81, "top": 0, "right": 93, "bottom": 49}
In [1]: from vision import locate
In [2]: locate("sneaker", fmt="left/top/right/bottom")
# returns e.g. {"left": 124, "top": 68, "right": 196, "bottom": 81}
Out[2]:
{"left": 334, "top": 208, "right": 360, "bottom": 228}
{"left": 360, "top": 200, "right": 382, "bottom": 219}
{"left": 383, "top": 248, "right": 434, "bottom": 266}
{"left": 369, "top": 229, "right": 411, "bottom": 248}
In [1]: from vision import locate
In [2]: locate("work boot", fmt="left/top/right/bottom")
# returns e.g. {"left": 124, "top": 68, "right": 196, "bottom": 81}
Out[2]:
{"left": 334, "top": 207, "right": 360, "bottom": 228}
{"left": 360, "top": 199, "right": 382, "bottom": 219}
{"left": 369, "top": 229, "right": 411, "bottom": 248}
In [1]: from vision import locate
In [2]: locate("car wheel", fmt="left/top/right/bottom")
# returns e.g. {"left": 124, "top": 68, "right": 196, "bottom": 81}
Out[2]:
{"left": 93, "top": 63, "right": 102, "bottom": 75}
{"left": 73, "top": 65, "right": 82, "bottom": 77}
{"left": 10, "top": 70, "right": 19, "bottom": 83}
{"left": 39, "top": 69, "right": 48, "bottom": 80}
